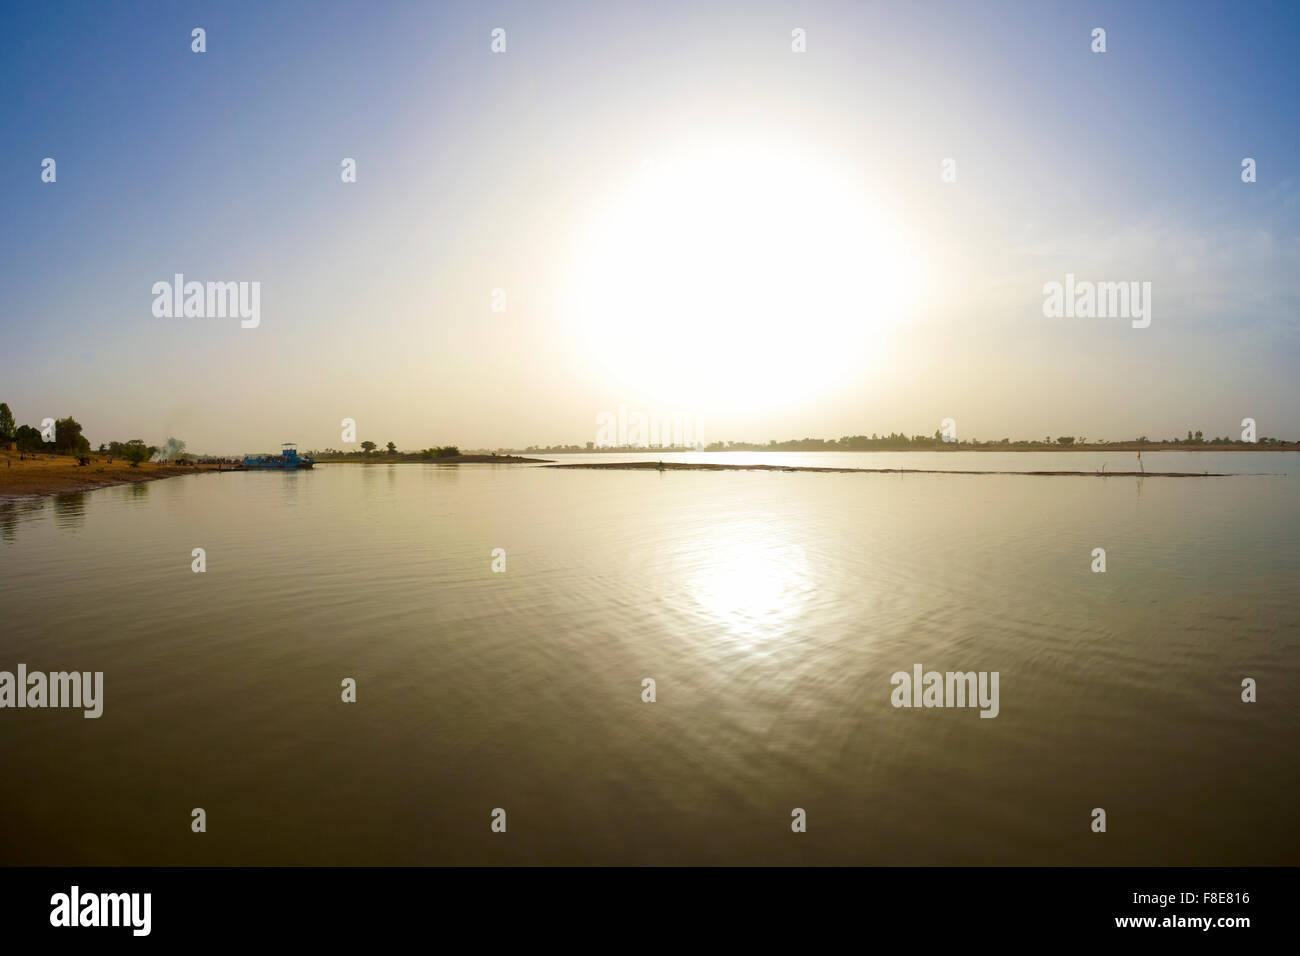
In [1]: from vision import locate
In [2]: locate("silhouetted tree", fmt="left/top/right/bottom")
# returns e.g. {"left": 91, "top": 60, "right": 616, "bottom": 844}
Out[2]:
{"left": 15, "top": 425, "right": 42, "bottom": 451}
{"left": 51, "top": 417, "right": 90, "bottom": 454}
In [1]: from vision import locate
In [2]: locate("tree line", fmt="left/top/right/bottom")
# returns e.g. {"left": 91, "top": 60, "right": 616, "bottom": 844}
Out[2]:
{"left": 0, "top": 405, "right": 92, "bottom": 455}
{"left": 0, "top": 404, "right": 173, "bottom": 466}
{"left": 519, "top": 430, "right": 1294, "bottom": 453}
{"left": 308, "top": 443, "right": 462, "bottom": 459}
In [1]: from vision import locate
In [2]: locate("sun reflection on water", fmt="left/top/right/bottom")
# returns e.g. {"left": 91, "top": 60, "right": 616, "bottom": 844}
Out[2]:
{"left": 679, "top": 523, "right": 812, "bottom": 643}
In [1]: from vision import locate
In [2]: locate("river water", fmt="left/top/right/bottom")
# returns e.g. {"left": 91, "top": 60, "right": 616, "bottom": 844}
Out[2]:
{"left": 1, "top": 452, "right": 1296, "bottom": 863}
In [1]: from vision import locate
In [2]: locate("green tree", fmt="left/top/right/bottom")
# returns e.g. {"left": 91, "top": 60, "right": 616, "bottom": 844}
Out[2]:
{"left": 386, "top": 441, "right": 397, "bottom": 454}
{"left": 0, "top": 403, "right": 14, "bottom": 442}
{"left": 361, "top": 440, "right": 377, "bottom": 455}
{"left": 54, "top": 417, "right": 91, "bottom": 455}
{"left": 14, "top": 424, "right": 42, "bottom": 451}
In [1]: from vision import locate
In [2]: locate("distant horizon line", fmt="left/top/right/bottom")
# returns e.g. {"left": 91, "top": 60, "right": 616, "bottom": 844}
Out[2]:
{"left": 4, "top": 405, "right": 1296, "bottom": 458}
{"left": 312, "top": 432, "right": 1297, "bottom": 456}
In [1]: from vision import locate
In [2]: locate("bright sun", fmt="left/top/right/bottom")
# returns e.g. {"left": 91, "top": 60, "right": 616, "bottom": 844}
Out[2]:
{"left": 561, "top": 143, "right": 922, "bottom": 419}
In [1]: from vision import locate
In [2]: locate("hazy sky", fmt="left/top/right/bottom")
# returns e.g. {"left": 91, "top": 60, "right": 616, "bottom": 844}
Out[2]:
{"left": 2, "top": 0, "right": 1297, "bottom": 452}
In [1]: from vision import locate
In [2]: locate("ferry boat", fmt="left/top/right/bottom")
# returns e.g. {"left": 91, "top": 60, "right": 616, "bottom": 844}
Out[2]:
{"left": 241, "top": 443, "right": 315, "bottom": 470}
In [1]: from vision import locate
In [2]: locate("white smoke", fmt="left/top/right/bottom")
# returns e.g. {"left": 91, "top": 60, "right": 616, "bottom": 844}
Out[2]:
{"left": 151, "top": 437, "right": 186, "bottom": 462}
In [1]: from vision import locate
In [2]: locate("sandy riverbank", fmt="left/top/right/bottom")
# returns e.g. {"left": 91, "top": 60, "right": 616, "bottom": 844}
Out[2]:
{"left": 0, "top": 451, "right": 555, "bottom": 498}
{"left": 0, "top": 451, "right": 232, "bottom": 498}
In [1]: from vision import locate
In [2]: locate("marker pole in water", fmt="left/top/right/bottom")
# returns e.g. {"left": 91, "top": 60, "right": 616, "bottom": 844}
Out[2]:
{"left": 1138, "top": 451, "right": 1144, "bottom": 474}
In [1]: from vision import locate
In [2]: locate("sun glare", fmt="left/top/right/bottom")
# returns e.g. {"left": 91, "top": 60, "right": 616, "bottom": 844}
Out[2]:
{"left": 561, "top": 144, "right": 922, "bottom": 416}
{"left": 680, "top": 527, "right": 813, "bottom": 645}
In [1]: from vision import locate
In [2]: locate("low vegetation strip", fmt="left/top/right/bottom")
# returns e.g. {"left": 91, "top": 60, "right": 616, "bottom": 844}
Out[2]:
{"left": 545, "top": 461, "right": 1232, "bottom": 477}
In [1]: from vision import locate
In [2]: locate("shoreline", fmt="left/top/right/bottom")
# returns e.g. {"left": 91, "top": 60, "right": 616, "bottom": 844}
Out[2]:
{"left": 2, "top": 448, "right": 1266, "bottom": 498}
{"left": 0, "top": 452, "right": 232, "bottom": 500}
{"left": 517, "top": 443, "right": 1299, "bottom": 454}
{"left": 545, "top": 461, "right": 1233, "bottom": 477}
{"left": 313, "top": 454, "right": 551, "bottom": 465}
{"left": 0, "top": 451, "right": 552, "bottom": 499}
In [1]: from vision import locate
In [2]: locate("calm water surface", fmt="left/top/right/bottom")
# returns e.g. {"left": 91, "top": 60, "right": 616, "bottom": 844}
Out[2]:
{"left": 1, "top": 452, "right": 1297, "bottom": 864}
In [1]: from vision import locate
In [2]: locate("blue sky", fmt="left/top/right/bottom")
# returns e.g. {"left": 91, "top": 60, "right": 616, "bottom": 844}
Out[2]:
{"left": 2, "top": 0, "right": 1297, "bottom": 451}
